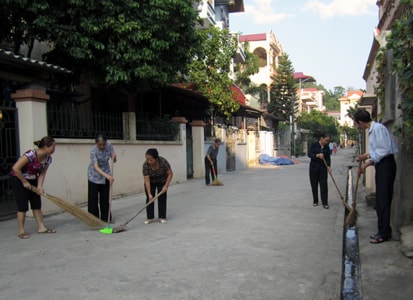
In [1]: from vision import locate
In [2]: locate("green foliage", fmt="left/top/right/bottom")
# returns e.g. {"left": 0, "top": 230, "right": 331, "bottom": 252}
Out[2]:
{"left": 386, "top": 0, "right": 413, "bottom": 141}
{"left": 340, "top": 125, "right": 359, "bottom": 141}
{"left": 296, "top": 110, "right": 339, "bottom": 142}
{"left": 187, "top": 26, "right": 238, "bottom": 120}
{"left": 1, "top": 0, "right": 200, "bottom": 91}
{"left": 268, "top": 53, "right": 298, "bottom": 121}
{"left": 234, "top": 42, "right": 259, "bottom": 93}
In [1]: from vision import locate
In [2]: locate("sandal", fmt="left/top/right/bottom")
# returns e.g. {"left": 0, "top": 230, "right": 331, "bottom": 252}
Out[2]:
{"left": 18, "top": 232, "right": 30, "bottom": 239}
{"left": 323, "top": 205, "right": 329, "bottom": 209}
{"left": 159, "top": 219, "right": 168, "bottom": 224}
{"left": 370, "top": 234, "right": 389, "bottom": 244}
{"left": 313, "top": 203, "right": 319, "bottom": 207}
{"left": 38, "top": 228, "right": 56, "bottom": 234}
{"left": 143, "top": 219, "right": 154, "bottom": 225}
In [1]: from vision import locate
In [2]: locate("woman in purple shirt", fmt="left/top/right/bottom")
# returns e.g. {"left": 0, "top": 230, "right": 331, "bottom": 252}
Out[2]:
{"left": 10, "top": 136, "right": 56, "bottom": 239}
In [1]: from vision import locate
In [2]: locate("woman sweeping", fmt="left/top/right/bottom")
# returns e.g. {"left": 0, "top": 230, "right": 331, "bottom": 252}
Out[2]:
{"left": 308, "top": 132, "right": 331, "bottom": 209}
{"left": 88, "top": 133, "right": 117, "bottom": 222}
{"left": 142, "top": 148, "right": 173, "bottom": 224}
{"left": 10, "top": 136, "right": 56, "bottom": 239}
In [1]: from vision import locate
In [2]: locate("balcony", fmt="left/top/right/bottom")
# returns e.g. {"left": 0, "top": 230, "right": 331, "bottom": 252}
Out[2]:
{"left": 197, "top": 0, "right": 216, "bottom": 26}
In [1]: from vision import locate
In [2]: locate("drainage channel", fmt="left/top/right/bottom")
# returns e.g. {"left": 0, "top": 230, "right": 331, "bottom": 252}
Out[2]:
{"left": 341, "top": 166, "right": 362, "bottom": 299}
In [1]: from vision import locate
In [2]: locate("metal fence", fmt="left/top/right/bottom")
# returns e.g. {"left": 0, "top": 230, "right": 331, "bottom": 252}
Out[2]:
{"left": 136, "top": 119, "right": 179, "bottom": 141}
{"left": 48, "top": 106, "right": 123, "bottom": 139}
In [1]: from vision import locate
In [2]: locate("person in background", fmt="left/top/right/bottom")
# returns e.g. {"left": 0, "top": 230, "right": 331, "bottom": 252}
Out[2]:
{"left": 333, "top": 145, "right": 338, "bottom": 155}
{"left": 143, "top": 148, "right": 173, "bottom": 224}
{"left": 355, "top": 109, "right": 398, "bottom": 244}
{"left": 205, "top": 138, "right": 221, "bottom": 186}
{"left": 88, "top": 133, "right": 116, "bottom": 222}
{"left": 10, "top": 136, "right": 57, "bottom": 239}
{"left": 328, "top": 142, "right": 333, "bottom": 155}
{"left": 308, "top": 132, "right": 331, "bottom": 209}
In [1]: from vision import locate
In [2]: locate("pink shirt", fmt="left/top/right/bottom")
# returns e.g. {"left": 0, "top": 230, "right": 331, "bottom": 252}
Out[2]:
{"left": 11, "top": 150, "right": 52, "bottom": 180}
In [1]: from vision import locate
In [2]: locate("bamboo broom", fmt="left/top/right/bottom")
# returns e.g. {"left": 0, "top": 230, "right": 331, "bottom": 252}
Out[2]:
{"left": 322, "top": 158, "right": 352, "bottom": 211}
{"left": 345, "top": 161, "right": 362, "bottom": 227}
{"left": 31, "top": 186, "right": 106, "bottom": 228}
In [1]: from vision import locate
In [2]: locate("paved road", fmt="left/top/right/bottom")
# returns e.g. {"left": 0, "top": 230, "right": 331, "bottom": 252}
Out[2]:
{"left": 0, "top": 151, "right": 350, "bottom": 300}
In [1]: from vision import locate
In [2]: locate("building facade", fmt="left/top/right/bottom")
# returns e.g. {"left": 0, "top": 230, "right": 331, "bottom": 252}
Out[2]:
{"left": 338, "top": 91, "right": 363, "bottom": 126}
{"left": 361, "top": 0, "right": 413, "bottom": 250}
{"left": 239, "top": 32, "right": 284, "bottom": 109}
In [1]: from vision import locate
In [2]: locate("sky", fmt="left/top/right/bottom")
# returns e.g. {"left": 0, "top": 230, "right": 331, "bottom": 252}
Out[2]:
{"left": 229, "top": 0, "right": 379, "bottom": 91}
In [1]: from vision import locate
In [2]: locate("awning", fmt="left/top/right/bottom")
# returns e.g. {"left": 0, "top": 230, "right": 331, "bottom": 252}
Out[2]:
{"left": 231, "top": 84, "right": 246, "bottom": 105}
{"left": 0, "top": 49, "right": 72, "bottom": 75}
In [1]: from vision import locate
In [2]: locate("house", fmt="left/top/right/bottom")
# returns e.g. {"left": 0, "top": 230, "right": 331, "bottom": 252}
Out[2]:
{"left": 239, "top": 32, "right": 284, "bottom": 109}
{"left": 361, "top": 0, "right": 413, "bottom": 249}
{"left": 338, "top": 91, "right": 363, "bottom": 126}
{"left": 298, "top": 87, "right": 325, "bottom": 113}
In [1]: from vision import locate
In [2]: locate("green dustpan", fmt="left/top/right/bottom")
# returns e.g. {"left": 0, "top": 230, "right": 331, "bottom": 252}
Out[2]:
{"left": 99, "top": 226, "right": 113, "bottom": 234}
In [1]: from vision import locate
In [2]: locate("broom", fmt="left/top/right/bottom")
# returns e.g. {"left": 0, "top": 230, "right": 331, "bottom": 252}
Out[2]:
{"left": 211, "top": 165, "right": 223, "bottom": 186}
{"left": 113, "top": 191, "right": 164, "bottom": 233}
{"left": 345, "top": 161, "right": 362, "bottom": 227}
{"left": 322, "top": 158, "right": 351, "bottom": 212}
{"left": 100, "top": 161, "right": 115, "bottom": 234}
{"left": 31, "top": 186, "right": 106, "bottom": 228}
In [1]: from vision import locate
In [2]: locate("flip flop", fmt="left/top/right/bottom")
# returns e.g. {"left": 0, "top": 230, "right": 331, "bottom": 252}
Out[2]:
{"left": 38, "top": 228, "right": 56, "bottom": 234}
{"left": 18, "top": 232, "right": 30, "bottom": 239}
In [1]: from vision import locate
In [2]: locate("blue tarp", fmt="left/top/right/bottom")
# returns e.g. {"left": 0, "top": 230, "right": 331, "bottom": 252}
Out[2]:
{"left": 259, "top": 154, "right": 295, "bottom": 166}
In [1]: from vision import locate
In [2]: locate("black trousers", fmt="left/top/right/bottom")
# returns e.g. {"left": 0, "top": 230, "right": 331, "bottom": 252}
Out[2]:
{"left": 145, "top": 182, "right": 167, "bottom": 219}
{"left": 88, "top": 180, "right": 111, "bottom": 221}
{"left": 309, "top": 168, "right": 328, "bottom": 206}
{"left": 375, "top": 155, "right": 396, "bottom": 238}
{"left": 205, "top": 158, "right": 217, "bottom": 185}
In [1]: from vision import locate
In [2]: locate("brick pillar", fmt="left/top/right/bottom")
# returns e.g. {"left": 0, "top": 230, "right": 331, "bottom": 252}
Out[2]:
{"left": 12, "top": 86, "right": 49, "bottom": 153}
{"left": 190, "top": 120, "right": 206, "bottom": 178}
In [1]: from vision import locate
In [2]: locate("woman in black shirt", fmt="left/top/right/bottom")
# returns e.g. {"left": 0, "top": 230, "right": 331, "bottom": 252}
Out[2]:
{"left": 142, "top": 148, "right": 173, "bottom": 224}
{"left": 308, "top": 132, "right": 331, "bottom": 209}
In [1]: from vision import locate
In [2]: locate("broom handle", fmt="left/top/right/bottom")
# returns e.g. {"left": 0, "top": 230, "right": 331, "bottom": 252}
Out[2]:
{"left": 353, "top": 160, "right": 363, "bottom": 208}
{"left": 211, "top": 164, "right": 217, "bottom": 180}
{"left": 107, "top": 160, "right": 114, "bottom": 225}
{"left": 122, "top": 191, "right": 165, "bottom": 226}
{"left": 322, "top": 158, "right": 352, "bottom": 211}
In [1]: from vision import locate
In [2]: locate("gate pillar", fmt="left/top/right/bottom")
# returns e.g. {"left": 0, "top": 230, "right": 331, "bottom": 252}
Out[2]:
{"left": 12, "top": 86, "right": 49, "bottom": 153}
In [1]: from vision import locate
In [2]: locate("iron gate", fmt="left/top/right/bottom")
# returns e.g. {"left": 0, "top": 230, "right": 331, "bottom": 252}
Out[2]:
{"left": 0, "top": 104, "right": 19, "bottom": 219}
{"left": 186, "top": 124, "right": 193, "bottom": 178}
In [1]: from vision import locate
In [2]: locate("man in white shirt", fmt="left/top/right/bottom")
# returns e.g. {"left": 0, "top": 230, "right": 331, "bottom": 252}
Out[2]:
{"left": 355, "top": 110, "right": 398, "bottom": 244}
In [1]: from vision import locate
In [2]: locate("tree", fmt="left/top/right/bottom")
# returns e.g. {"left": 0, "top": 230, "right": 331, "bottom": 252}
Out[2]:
{"left": 187, "top": 26, "right": 238, "bottom": 120}
{"left": 296, "top": 110, "right": 339, "bottom": 142}
{"left": 1, "top": 0, "right": 200, "bottom": 91}
{"left": 268, "top": 53, "right": 298, "bottom": 121}
{"left": 234, "top": 41, "right": 259, "bottom": 93}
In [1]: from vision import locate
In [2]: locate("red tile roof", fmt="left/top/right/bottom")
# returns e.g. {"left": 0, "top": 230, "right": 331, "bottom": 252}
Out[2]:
{"left": 231, "top": 84, "right": 246, "bottom": 105}
{"left": 346, "top": 90, "right": 363, "bottom": 97}
{"left": 240, "top": 33, "right": 267, "bottom": 42}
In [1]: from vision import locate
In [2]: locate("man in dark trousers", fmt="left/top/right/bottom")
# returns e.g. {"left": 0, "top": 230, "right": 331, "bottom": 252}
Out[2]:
{"left": 355, "top": 110, "right": 398, "bottom": 244}
{"left": 205, "top": 138, "right": 221, "bottom": 186}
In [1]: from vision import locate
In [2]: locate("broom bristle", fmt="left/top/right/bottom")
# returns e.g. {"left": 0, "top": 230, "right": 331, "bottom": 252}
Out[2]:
{"left": 43, "top": 193, "right": 106, "bottom": 228}
{"left": 211, "top": 179, "right": 223, "bottom": 186}
{"left": 344, "top": 208, "right": 358, "bottom": 227}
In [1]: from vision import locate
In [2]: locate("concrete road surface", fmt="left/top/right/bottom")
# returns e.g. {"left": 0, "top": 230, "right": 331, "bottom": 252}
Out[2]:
{"left": 1, "top": 154, "right": 349, "bottom": 300}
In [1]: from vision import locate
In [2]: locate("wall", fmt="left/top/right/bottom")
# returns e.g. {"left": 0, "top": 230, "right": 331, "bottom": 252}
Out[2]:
{"left": 235, "top": 143, "right": 247, "bottom": 170}
{"left": 42, "top": 138, "right": 187, "bottom": 214}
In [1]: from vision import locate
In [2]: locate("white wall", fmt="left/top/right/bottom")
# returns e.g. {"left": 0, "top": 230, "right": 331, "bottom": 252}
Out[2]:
{"left": 235, "top": 143, "right": 247, "bottom": 170}
{"left": 41, "top": 139, "right": 187, "bottom": 213}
